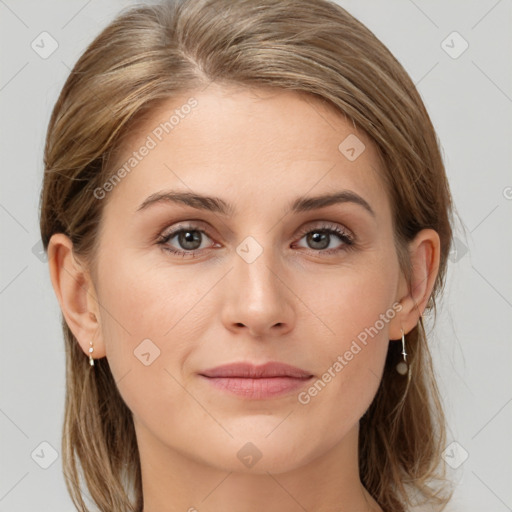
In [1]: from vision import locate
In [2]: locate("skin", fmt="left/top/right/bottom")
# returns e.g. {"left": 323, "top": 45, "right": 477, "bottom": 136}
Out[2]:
{"left": 48, "top": 83, "right": 440, "bottom": 512}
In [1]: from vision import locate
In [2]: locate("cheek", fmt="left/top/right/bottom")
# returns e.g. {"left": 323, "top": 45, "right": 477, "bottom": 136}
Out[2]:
{"left": 98, "top": 249, "right": 211, "bottom": 342}
{"left": 294, "top": 259, "right": 397, "bottom": 422}
{"left": 94, "top": 253, "right": 201, "bottom": 397}
{"left": 310, "top": 257, "right": 398, "bottom": 354}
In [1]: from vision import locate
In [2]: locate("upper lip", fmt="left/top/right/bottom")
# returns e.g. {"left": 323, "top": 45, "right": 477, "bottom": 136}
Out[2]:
{"left": 199, "top": 362, "right": 313, "bottom": 379}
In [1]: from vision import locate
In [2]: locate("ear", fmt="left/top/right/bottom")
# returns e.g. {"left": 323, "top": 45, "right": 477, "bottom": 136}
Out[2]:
{"left": 389, "top": 228, "right": 440, "bottom": 340}
{"left": 47, "top": 233, "right": 106, "bottom": 360}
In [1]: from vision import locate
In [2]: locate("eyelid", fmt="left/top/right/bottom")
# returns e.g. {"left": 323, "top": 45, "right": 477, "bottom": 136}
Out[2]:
{"left": 158, "top": 218, "right": 212, "bottom": 236}
{"left": 295, "top": 220, "right": 353, "bottom": 241}
{"left": 158, "top": 219, "right": 352, "bottom": 241}
{"left": 157, "top": 222, "right": 214, "bottom": 244}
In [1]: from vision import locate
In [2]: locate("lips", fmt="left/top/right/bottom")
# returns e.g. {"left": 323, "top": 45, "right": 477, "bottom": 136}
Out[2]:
{"left": 199, "top": 362, "right": 314, "bottom": 399}
{"left": 199, "top": 361, "right": 313, "bottom": 379}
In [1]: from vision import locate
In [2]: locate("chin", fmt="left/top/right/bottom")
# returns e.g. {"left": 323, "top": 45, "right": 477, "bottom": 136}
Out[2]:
{"left": 197, "top": 430, "right": 315, "bottom": 475}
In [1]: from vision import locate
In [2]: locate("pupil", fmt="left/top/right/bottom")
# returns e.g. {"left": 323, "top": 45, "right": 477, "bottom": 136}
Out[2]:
{"left": 308, "top": 231, "right": 329, "bottom": 249}
{"left": 180, "top": 230, "right": 201, "bottom": 249}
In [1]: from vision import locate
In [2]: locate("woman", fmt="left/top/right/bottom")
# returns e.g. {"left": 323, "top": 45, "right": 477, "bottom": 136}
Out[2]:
{"left": 39, "top": 0, "right": 454, "bottom": 510}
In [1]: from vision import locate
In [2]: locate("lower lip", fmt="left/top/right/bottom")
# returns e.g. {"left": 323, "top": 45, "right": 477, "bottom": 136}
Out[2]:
{"left": 200, "top": 375, "right": 313, "bottom": 399}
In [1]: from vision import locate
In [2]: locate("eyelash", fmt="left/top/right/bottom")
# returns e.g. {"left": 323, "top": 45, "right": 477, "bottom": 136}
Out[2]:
{"left": 156, "top": 222, "right": 355, "bottom": 258}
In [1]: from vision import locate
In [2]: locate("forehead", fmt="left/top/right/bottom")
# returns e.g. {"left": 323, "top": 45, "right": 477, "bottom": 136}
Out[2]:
{"left": 103, "top": 83, "right": 390, "bottom": 221}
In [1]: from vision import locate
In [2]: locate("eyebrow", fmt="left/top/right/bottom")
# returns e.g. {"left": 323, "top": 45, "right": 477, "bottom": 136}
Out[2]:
{"left": 136, "top": 190, "right": 375, "bottom": 218}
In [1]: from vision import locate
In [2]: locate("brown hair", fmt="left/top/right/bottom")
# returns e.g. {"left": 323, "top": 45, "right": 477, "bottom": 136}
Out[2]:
{"left": 39, "top": 0, "right": 455, "bottom": 510}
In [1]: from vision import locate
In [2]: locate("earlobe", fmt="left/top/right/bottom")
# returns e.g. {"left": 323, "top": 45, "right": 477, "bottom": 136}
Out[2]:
{"left": 47, "top": 233, "right": 105, "bottom": 360}
{"left": 389, "top": 228, "right": 440, "bottom": 339}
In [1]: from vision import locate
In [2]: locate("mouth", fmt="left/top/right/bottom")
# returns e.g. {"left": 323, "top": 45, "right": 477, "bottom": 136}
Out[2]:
{"left": 198, "top": 362, "right": 314, "bottom": 399}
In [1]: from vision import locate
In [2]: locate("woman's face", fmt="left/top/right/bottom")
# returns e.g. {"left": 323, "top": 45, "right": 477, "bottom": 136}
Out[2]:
{"left": 90, "top": 84, "right": 405, "bottom": 473}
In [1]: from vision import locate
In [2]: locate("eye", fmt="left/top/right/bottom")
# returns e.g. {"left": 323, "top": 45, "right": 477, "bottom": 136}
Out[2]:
{"left": 293, "top": 222, "right": 354, "bottom": 255}
{"left": 156, "top": 224, "right": 216, "bottom": 258}
{"left": 156, "top": 221, "right": 355, "bottom": 258}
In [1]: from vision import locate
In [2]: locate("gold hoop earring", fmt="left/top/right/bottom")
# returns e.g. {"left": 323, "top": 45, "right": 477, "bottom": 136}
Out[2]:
{"left": 396, "top": 328, "right": 408, "bottom": 375}
{"left": 89, "top": 340, "right": 95, "bottom": 366}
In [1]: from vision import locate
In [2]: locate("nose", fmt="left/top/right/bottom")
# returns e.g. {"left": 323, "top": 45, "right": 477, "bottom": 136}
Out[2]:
{"left": 220, "top": 239, "right": 295, "bottom": 338}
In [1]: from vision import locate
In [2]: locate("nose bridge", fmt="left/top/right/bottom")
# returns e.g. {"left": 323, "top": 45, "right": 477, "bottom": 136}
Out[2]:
{"left": 222, "top": 231, "right": 294, "bottom": 335}
{"left": 233, "top": 233, "right": 282, "bottom": 304}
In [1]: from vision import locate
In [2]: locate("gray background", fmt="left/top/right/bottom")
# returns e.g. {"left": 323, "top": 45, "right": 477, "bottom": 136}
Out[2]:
{"left": 1, "top": 0, "right": 511, "bottom": 510}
